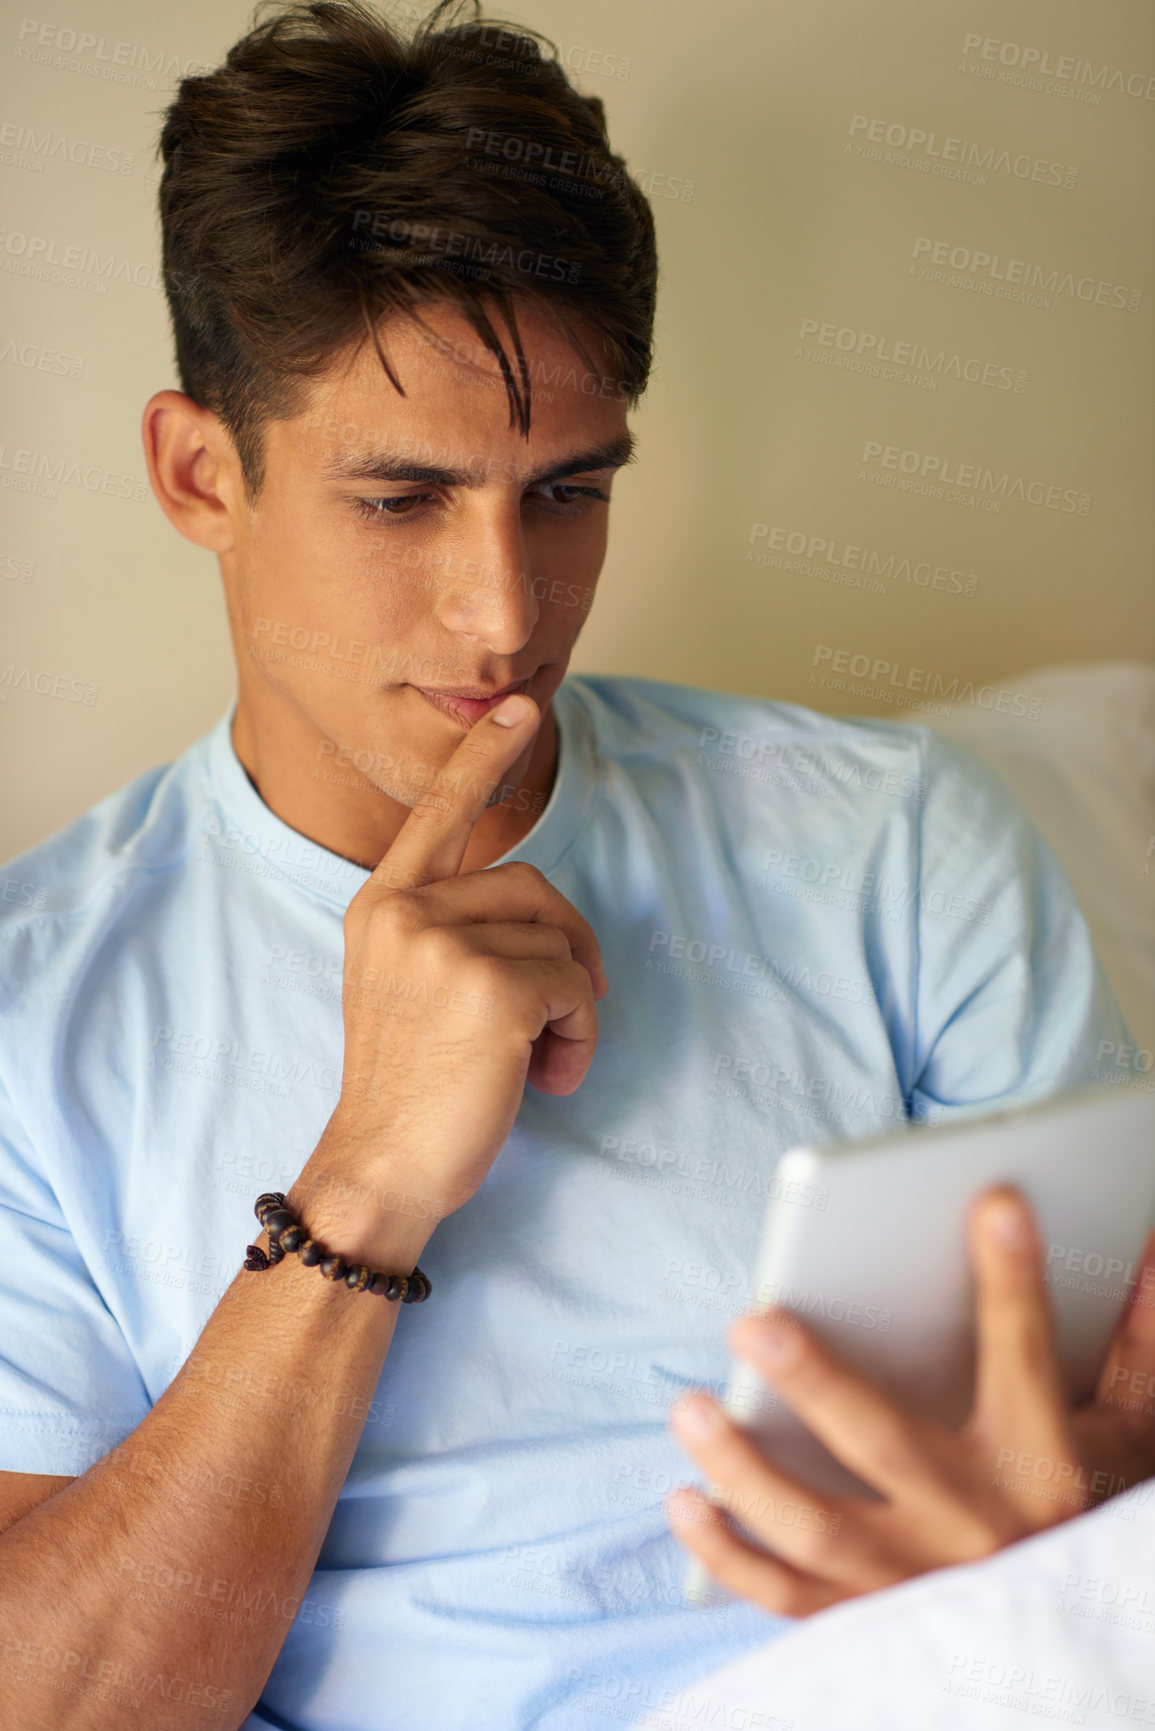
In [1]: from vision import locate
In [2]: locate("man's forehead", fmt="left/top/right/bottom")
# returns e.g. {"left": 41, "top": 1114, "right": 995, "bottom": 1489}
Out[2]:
{"left": 285, "top": 304, "right": 633, "bottom": 487}
{"left": 334, "top": 296, "right": 609, "bottom": 389}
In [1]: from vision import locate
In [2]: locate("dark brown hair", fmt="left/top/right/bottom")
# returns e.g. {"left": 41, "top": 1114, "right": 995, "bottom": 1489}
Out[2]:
{"left": 156, "top": 0, "right": 658, "bottom": 499}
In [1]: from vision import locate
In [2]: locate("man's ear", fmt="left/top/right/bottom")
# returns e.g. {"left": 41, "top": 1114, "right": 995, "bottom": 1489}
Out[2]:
{"left": 141, "top": 391, "right": 243, "bottom": 553}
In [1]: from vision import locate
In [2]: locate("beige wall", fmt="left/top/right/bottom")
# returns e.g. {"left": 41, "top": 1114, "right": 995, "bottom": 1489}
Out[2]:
{"left": 2, "top": 0, "right": 1152, "bottom": 858}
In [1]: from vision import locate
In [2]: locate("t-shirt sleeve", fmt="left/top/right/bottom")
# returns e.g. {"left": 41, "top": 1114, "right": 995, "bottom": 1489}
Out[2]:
{"left": 904, "top": 727, "right": 1133, "bottom": 1123}
{"left": 0, "top": 1073, "right": 152, "bottom": 1475}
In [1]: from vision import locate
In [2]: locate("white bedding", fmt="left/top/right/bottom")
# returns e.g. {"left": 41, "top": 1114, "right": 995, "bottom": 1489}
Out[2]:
{"left": 630, "top": 1480, "right": 1155, "bottom": 1730}
{"left": 630, "top": 662, "right": 1155, "bottom": 1730}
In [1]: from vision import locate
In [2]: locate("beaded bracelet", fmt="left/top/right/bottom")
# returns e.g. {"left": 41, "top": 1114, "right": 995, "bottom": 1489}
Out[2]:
{"left": 243, "top": 1191, "right": 431, "bottom": 1303}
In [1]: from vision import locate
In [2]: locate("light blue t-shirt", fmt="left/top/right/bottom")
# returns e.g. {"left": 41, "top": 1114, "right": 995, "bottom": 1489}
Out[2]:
{"left": 0, "top": 674, "right": 1130, "bottom": 1730}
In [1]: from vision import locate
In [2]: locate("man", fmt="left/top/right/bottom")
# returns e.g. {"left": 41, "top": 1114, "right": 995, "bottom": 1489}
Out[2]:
{"left": 0, "top": 2, "right": 1145, "bottom": 1727}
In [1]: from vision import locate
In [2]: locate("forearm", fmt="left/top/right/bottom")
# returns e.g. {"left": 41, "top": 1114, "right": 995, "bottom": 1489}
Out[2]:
{"left": 0, "top": 1161, "right": 433, "bottom": 1731}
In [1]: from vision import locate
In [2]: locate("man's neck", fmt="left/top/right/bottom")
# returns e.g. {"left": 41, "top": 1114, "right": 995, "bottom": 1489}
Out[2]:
{"left": 229, "top": 692, "right": 559, "bottom": 874}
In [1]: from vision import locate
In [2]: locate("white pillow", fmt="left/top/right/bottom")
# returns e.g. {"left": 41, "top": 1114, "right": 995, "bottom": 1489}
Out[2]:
{"left": 905, "top": 661, "right": 1155, "bottom": 1060}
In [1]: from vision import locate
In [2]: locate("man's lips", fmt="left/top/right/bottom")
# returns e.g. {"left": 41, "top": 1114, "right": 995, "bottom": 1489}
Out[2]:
{"left": 408, "top": 678, "right": 529, "bottom": 725}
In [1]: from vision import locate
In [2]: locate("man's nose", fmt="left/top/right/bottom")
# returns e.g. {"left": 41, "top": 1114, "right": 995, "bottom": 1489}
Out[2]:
{"left": 434, "top": 511, "right": 540, "bottom": 653}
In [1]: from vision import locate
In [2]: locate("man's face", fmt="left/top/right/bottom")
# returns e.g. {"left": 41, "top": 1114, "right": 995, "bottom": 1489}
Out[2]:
{"left": 220, "top": 297, "right": 632, "bottom": 841}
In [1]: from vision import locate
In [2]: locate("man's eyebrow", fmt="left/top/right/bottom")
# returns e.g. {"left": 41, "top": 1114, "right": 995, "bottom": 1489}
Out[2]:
{"left": 321, "top": 431, "right": 637, "bottom": 488}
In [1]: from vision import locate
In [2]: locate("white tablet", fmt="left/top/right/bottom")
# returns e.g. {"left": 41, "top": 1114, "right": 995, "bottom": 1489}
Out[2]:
{"left": 684, "top": 1081, "right": 1155, "bottom": 1607}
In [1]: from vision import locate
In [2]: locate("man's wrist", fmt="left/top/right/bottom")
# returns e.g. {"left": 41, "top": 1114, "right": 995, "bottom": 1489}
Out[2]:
{"left": 284, "top": 1169, "right": 437, "bottom": 1275}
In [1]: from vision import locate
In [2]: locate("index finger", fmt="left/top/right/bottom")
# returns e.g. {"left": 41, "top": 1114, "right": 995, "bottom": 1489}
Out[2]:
{"left": 371, "top": 692, "right": 541, "bottom": 890}
{"left": 968, "top": 1186, "right": 1068, "bottom": 1431}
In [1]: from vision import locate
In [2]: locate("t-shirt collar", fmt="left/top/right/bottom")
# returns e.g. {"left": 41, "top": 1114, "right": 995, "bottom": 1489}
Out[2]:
{"left": 203, "top": 678, "right": 598, "bottom": 911}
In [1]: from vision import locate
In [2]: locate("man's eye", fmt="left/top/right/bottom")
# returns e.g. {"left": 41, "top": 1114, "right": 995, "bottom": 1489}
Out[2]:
{"left": 354, "top": 494, "right": 430, "bottom": 520}
{"left": 351, "top": 482, "right": 609, "bottom": 523}
{"left": 530, "top": 483, "right": 610, "bottom": 511}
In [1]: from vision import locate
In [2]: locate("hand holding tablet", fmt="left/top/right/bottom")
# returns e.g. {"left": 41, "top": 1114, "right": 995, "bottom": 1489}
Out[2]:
{"left": 667, "top": 1084, "right": 1155, "bottom": 1614}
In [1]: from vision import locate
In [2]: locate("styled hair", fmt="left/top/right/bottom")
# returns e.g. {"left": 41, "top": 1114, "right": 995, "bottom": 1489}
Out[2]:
{"left": 156, "top": 0, "right": 658, "bottom": 499}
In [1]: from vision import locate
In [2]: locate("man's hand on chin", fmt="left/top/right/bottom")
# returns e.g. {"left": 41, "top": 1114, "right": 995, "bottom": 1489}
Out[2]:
{"left": 664, "top": 1189, "right": 1155, "bottom": 1617}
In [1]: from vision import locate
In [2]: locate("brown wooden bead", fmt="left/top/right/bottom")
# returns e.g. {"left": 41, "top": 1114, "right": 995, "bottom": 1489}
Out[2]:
{"left": 344, "top": 1263, "right": 371, "bottom": 1292}
{"left": 265, "top": 1209, "right": 295, "bottom": 1242}
{"left": 298, "top": 1238, "right": 323, "bottom": 1266}
{"left": 319, "top": 1253, "right": 347, "bottom": 1282}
